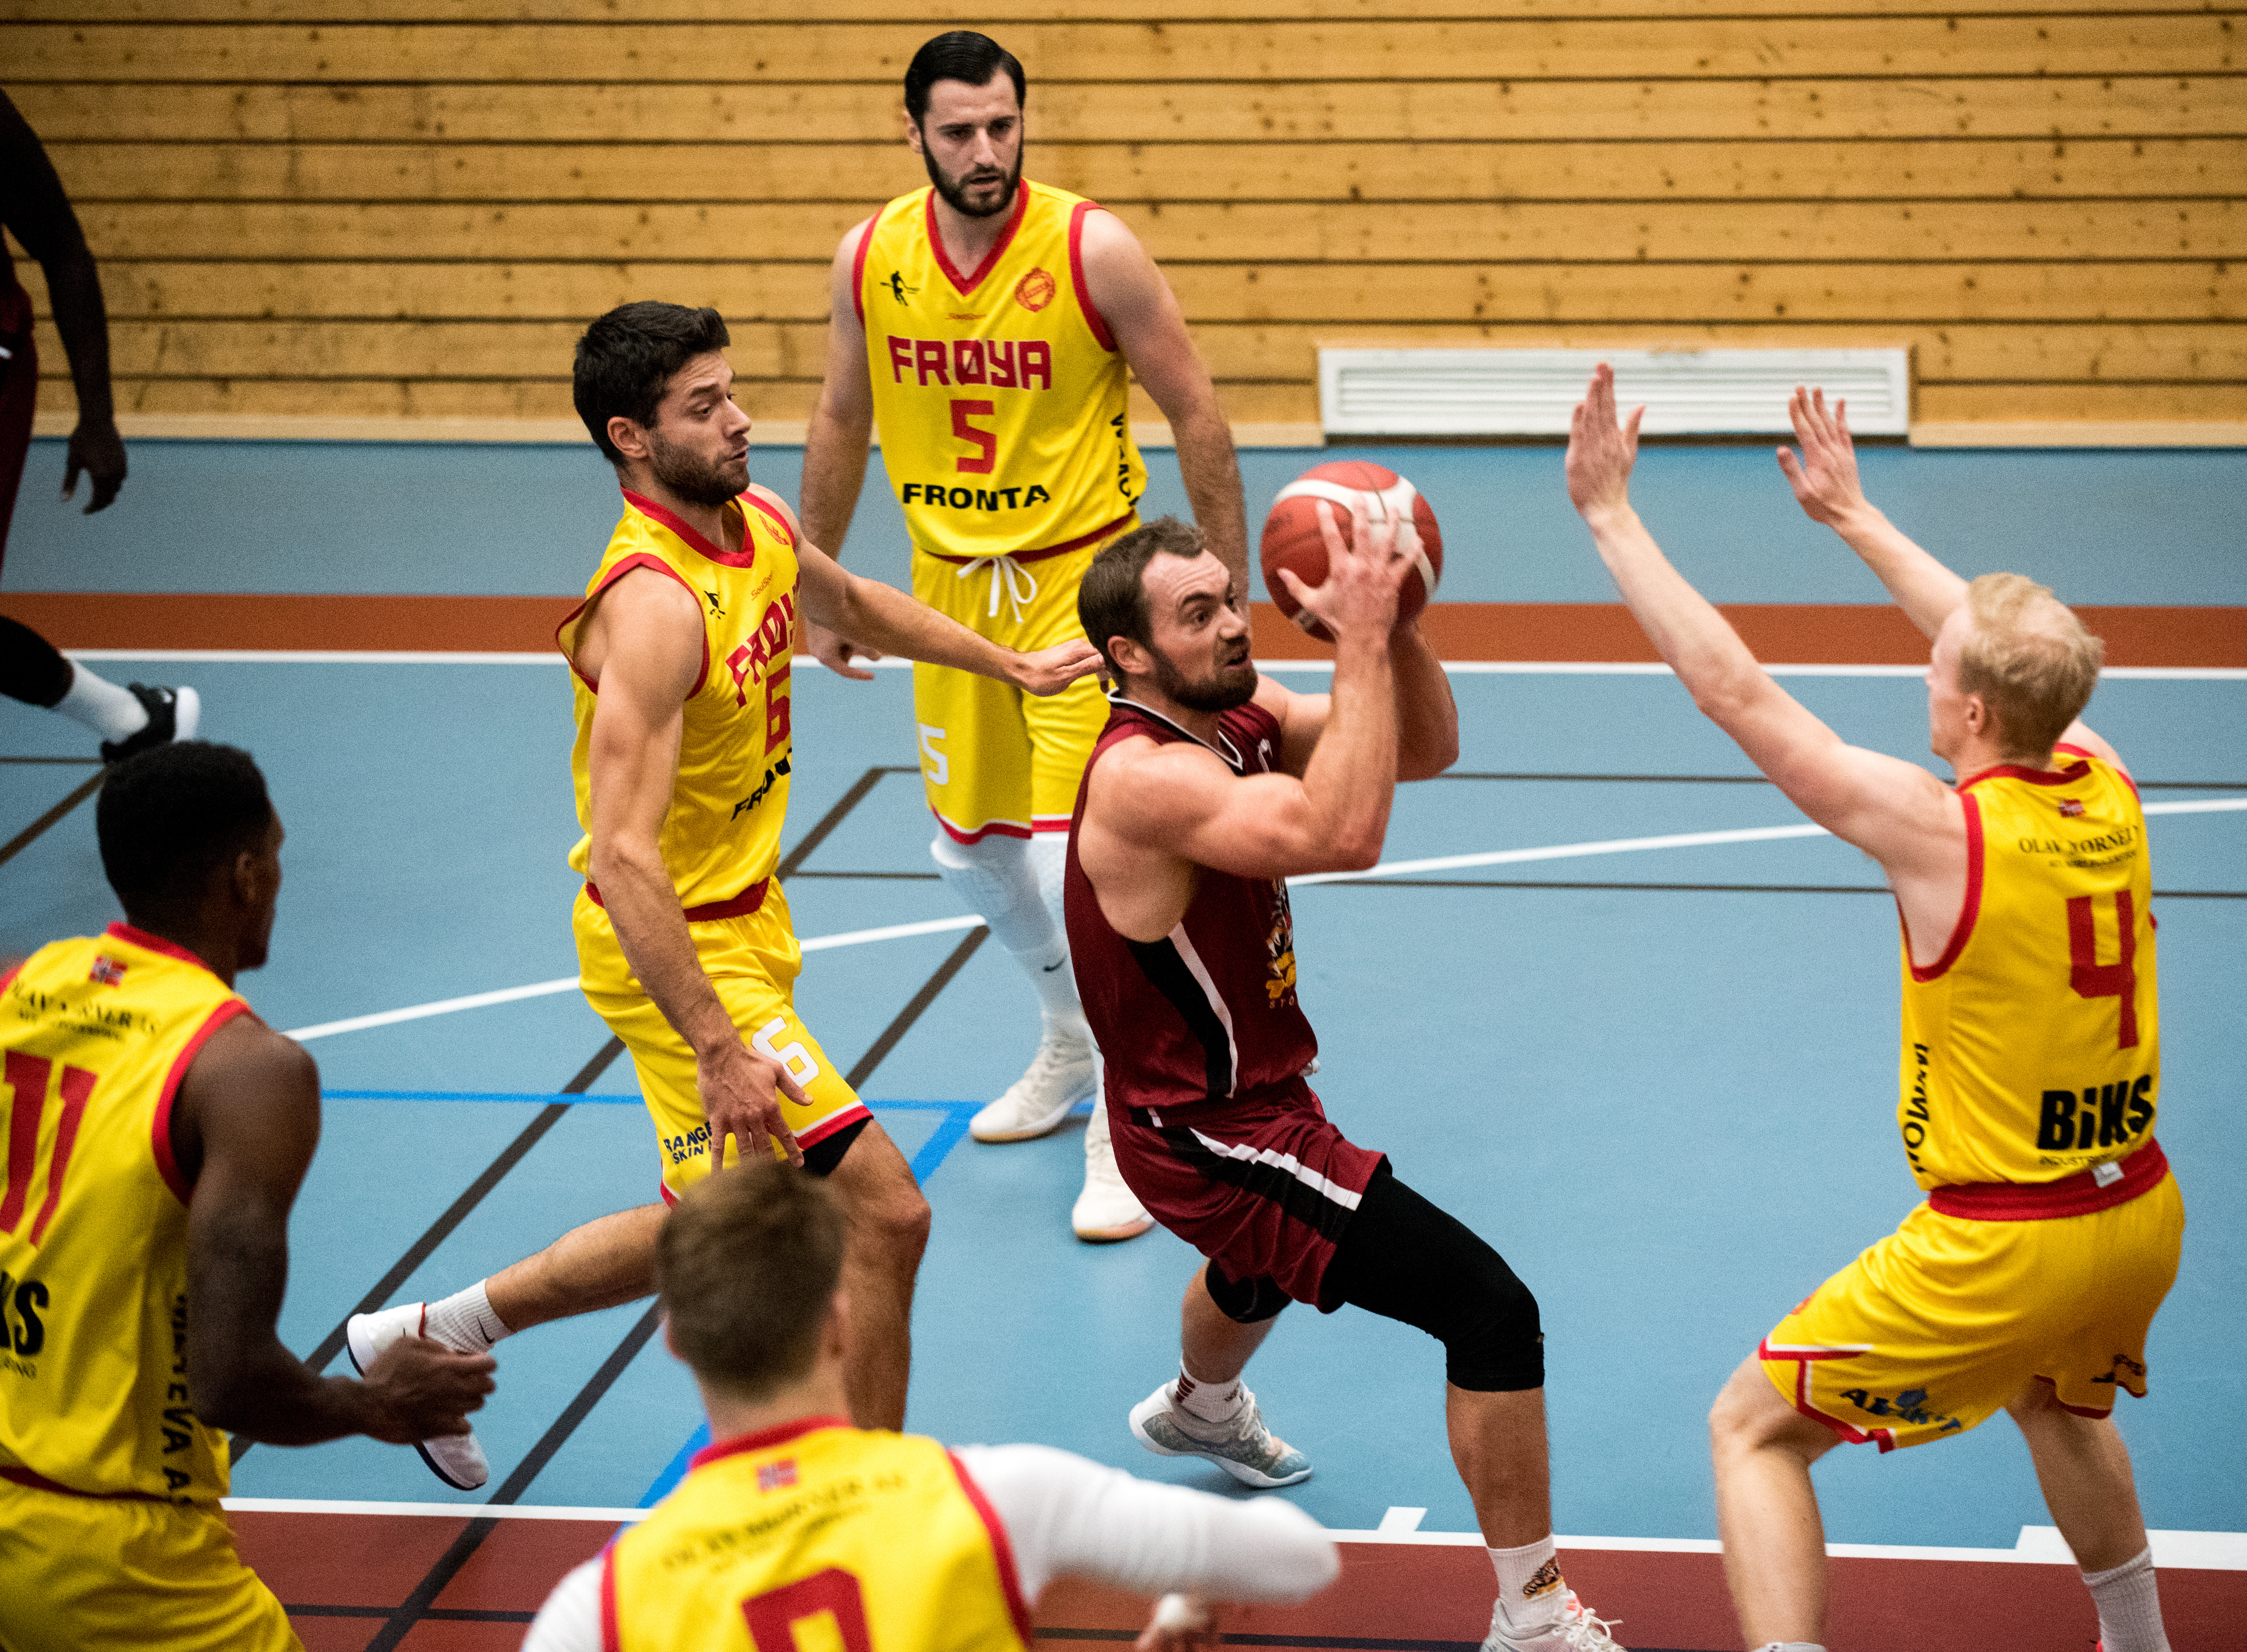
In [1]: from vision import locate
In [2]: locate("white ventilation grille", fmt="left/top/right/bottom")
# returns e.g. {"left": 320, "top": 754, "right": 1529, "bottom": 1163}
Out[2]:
{"left": 1318, "top": 348, "right": 1911, "bottom": 438}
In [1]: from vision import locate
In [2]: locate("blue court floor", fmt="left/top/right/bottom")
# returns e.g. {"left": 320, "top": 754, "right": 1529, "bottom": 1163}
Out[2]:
{"left": 4, "top": 656, "right": 2241, "bottom": 1551}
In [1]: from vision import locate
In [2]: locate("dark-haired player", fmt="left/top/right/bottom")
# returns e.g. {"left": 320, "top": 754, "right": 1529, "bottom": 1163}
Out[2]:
{"left": 1066, "top": 515, "right": 1623, "bottom": 1652}
{"left": 1566, "top": 369, "right": 2182, "bottom": 1652}
{"left": 0, "top": 742, "right": 494, "bottom": 1652}
{"left": 0, "top": 88, "right": 196, "bottom": 759}
{"left": 352, "top": 301, "right": 1097, "bottom": 1485}
{"left": 800, "top": 32, "right": 1249, "bottom": 1241}
{"left": 523, "top": 1158, "right": 1339, "bottom": 1650}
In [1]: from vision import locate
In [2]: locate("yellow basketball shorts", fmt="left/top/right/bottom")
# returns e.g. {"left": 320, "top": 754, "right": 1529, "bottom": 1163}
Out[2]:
{"left": 909, "top": 536, "right": 1115, "bottom": 842}
{"left": 0, "top": 1481, "right": 300, "bottom": 1652}
{"left": 1759, "top": 1170, "right": 2184, "bottom": 1451}
{"left": 573, "top": 883, "right": 869, "bottom": 1201}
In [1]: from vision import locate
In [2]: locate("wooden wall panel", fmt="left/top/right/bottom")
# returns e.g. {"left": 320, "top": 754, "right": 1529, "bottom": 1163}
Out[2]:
{"left": 7, "top": 1, "right": 2242, "bottom": 435}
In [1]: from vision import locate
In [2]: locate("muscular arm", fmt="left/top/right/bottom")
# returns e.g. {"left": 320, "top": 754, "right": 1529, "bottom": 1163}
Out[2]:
{"left": 1269, "top": 618, "right": 1458, "bottom": 783}
{"left": 796, "top": 223, "right": 881, "bottom": 677}
{"left": 1080, "top": 211, "right": 1247, "bottom": 585}
{"left": 179, "top": 1017, "right": 493, "bottom": 1444}
{"left": 0, "top": 89, "right": 124, "bottom": 511}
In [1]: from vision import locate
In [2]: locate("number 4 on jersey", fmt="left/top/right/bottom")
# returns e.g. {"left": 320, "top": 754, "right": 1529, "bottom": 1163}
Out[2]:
{"left": 2065, "top": 891, "right": 2139, "bottom": 1050}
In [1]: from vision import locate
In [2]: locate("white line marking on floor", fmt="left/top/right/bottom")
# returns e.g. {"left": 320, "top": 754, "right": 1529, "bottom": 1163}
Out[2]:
{"left": 1377, "top": 1506, "right": 1428, "bottom": 1533}
{"left": 281, "top": 802, "right": 2241, "bottom": 1040}
{"left": 221, "top": 1496, "right": 649, "bottom": 1522}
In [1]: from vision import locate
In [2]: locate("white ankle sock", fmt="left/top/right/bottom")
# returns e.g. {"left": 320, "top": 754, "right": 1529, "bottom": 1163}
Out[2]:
{"left": 2082, "top": 1547, "right": 2169, "bottom": 1652}
{"left": 424, "top": 1282, "right": 512, "bottom": 1354}
{"left": 1488, "top": 1536, "right": 1566, "bottom": 1637}
{"left": 56, "top": 664, "right": 146, "bottom": 741}
{"left": 1173, "top": 1362, "right": 1243, "bottom": 1424}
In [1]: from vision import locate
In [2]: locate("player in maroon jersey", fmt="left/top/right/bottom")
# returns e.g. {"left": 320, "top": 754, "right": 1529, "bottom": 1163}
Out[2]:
{"left": 1065, "top": 511, "right": 1624, "bottom": 1652}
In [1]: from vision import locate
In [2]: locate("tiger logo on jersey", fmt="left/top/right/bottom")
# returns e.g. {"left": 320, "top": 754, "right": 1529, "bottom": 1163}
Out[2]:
{"left": 1265, "top": 885, "right": 1299, "bottom": 1008}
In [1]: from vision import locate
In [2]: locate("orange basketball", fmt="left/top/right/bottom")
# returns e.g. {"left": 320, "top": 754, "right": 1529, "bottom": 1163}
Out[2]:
{"left": 1259, "top": 461, "right": 1443, "bottom": 643}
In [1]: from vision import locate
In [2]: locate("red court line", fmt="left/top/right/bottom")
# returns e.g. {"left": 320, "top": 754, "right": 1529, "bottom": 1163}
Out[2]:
{"left": 3, "top": 593, "right": 2240, "bottom": 668}
{"left": 229, "top": 1512, "right": 2247, "bottom": 1652}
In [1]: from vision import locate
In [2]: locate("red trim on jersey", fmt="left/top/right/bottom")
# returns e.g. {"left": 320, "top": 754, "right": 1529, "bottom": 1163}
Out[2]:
{"left": 658, "top": 1178, "right": 678, "bottom": 1207}
{"left": 1067, "top": 200, "right": 1118, "bottom": 352}
{"left": 742, "top": 488, "right": 796, "bottom": 547}
{"left": 931, "top": 809, "right": 1034, "bottom": 846}
{"left": 151, "top": 999, "right": 254, "bottom": 1205}
{"left": 919, "top": 508, "right": 1138, "bottom": 567}
{"left": 0, "top": 1464, "right": 168, "bottom": 1502}
{"left": 850, "top": 216, "right": 877, "bottom": 327}
{"left": 796, "top": 1102, "right": 871, "bottom": 1149}
{"left": 1959, "top": 755, "right": 2092, "bottom": 791}
{"left": 2048, "top": 1393, "right": 2116, "bottom": 1420}
{"left": 949, "top": 1449, "right": 1036, "bottom": 1646}
{"left": 0, "top": 961, "right": 22, "bottom": 998}
{"left": 584, "top": 875, "right": 769, "bottom": 924}
{"left": 598, "top": 1545, "right": 622, "bottom": 1652}
{"left": 556, "top": 551, "right": 712, "bottom": 698}
{"left": 622, "top": 489, "right": 757, "bottom": 570}
{"left": 105, "top": 922, "right": 216, "bottom": 973}
{"left": 688, "top": 1415, "right": 852, "bottom": 1474}
{"left": 1906, "top": 790, "right": 1984, "bottom": 984}
{"left": 926, "top": 183, "right": 1029, "bottom": 297}
{"left": 1756, "top": 1340, "right": 1897, "bottom": 1452}
{"left": 1930, "top": 1138, "right": 2169, "bottom": 1222}
{"left": 2054, "top": 741, "right": 2139, "bottom": 799}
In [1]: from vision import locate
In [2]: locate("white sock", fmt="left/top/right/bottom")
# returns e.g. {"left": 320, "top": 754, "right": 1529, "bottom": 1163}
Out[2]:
{"left": 2082, "top": 1547, "right": 2169, "bottom": 1652}
{"left": 424, "top": 1281, "right": 513, "bottom": 1354}
{"left": 1173, "top": 1361, "right": 1243, "bottom": 1424}
{"left": 56, "top": 663, "right": 147, "bottom": 741}
{"left": 1488, "top": 1536, "right": 1566, "bottom": 1638}
{"left": 930, "top": 832, "right": 1088, "bottom": 1034}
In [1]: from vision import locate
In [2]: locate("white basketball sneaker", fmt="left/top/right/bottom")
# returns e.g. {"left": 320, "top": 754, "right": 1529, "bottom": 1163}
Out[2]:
{"left": 1073, "top": 1100, "right": 1151, "bottom": 1242}
{"left": 971, "top": 1025, "right": 1097, "bottom": 1142}
{"left": 1482, "top": 1589, "right": 1627, "bottom": 1652}
{"left": 346, "top": 1302, "right": 491, "bottom": 1491}
{"left": 1128, "top": 1380, "right": 1312, "bottom": 1488}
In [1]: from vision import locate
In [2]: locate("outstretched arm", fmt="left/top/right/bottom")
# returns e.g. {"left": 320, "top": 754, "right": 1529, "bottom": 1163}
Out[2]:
{"left": 1080, "top": 211, "right": 1248, "bottom": 586}
{"left": 1565, "top": 365, "right": 1960, "bottom": 873}
{"left": 797, "top": 221, "right": 881, "bottom": 679}
{"left": 1777, "top": 386, "right": 1965, "bottom": 640}
{"left": 179, "top": 1018, "right": 495, "bottom": 1445}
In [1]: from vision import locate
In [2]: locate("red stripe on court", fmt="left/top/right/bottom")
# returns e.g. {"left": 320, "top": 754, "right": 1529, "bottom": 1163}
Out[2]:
{"left": 4, "top": 594, "right": 2240, "bottom": 668}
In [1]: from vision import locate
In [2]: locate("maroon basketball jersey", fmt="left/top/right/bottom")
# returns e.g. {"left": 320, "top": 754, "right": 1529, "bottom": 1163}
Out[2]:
{"left": 1064, "top": 697, "right": 1319, "bottom": 1114}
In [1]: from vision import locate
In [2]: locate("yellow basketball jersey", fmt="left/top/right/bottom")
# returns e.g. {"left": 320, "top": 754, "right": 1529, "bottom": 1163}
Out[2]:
{"left": 602, "top": 1418, "right": 1031, "bottom": 1652}
{"left": 857, "top": 180, "right": 1146, "bottom": 560}
{"left": 0, "top": 926, "right": 249, "bottom": 1502}
{"left": 561, "top": 489, "right": 802, "bottom": 912}
{"left": 1898, "top": 747, "right": 2159, "bottom": 1189}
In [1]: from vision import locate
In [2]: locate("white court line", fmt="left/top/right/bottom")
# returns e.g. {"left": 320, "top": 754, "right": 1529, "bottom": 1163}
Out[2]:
{"left": 212, "top": 1500, "right": 2247, "bottom": 1568}
{"left": 61, "top": 648, "right": 2247, "bottom": 681}
{"left": 282, "top": 801, "right": 2240, "bottom": 1042}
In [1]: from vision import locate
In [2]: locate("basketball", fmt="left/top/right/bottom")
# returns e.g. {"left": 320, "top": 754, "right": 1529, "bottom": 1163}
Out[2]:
{"left": 1259, "top": 461, "right": 1443, "bottom": 642}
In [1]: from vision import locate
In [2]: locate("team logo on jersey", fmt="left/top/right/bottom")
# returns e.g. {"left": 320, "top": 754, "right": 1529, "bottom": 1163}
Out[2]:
{"left": 2090, "top": 1351, "right": 2147, "bottom": 1387}
{"left": 704, "top": 590, "right": 724, "bottom": 616}
{"left": 883, "top": 270, "right": 919, "bottom": 304}
{"left": 2058, "top": 797, "right": 2086, "bottom": 817}
{"left": 757, "top": 1457, "right": 799, "bottom": 1492}
{"left": 1014, "top": 267, "right": 1056, "bottom": 312}
{"left": 1836, "top": 1385, "right": 1964, "bottom": 1435}
{"left": 1265, "top": 886, "right": 1299, "bottom": 1008}
{"left": 88, "top": 955, "right": 128, "bottom": 986}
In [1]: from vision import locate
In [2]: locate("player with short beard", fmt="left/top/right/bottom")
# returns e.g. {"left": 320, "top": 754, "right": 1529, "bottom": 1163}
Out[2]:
{"left": 800, "top": 31, "right": 1251, "bottom": 1242}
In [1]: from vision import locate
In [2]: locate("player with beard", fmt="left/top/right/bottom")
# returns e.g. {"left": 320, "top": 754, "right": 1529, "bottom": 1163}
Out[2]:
{"left": 348, "top": 303, "right": 1099, "bottom": 1488}
{"left": 1065, "top": 515, "right": 1625, "bottom": 1652}
{"left": 799, "top": 31, "right": 1250, "bottom": 1242}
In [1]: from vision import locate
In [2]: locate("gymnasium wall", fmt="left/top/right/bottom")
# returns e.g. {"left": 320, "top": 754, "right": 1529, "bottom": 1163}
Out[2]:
{"left": 4, "top": 0, "right": 2243, "bottom": 442}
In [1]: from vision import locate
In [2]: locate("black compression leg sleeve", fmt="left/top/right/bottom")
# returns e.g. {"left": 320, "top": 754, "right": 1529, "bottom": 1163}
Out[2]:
{"left": 1203, "top": 1257, "right": 1290, "bottom": 1325}
{"left": 1323, "top": 1165, "right": 1544, "bottom": 1391}
{"left": 0, "top": 616, "right": 72, "bottom": 707}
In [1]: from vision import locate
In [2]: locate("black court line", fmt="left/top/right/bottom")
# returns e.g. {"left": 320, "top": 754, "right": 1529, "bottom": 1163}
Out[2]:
{"left": 0, "top": 767, "right": 104, "bottom": 870}
{"left": 0, "top": 754, "right": 103, "bottom": 764}
{"left": 233, "top": 1037, "right": 626, "bottom": 1467}
{"left": 846, "top": 925, "right": 990, "bottom": 1092}
{"left": 775, "top": 763, "right": 917, "bottom": 881}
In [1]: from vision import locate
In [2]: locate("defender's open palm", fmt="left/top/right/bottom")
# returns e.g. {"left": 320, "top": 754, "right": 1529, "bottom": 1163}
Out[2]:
{"left": 1013, "top": 637, "right": 1104, "bottom": 696}
{"left": 1776, "top": 385, "right": 1868, "bottom": 525}
{"left": 1280, "top": 495, "right": 1411, "bottom": 642}
{"left": 1565, "top": 363, "right": 1644, "bottom": 518}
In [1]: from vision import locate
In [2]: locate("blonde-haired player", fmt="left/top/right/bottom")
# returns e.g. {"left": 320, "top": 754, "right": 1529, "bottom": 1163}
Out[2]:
{"left": 799, "top": 31, "right": 1250, "bottom": 1241}
{"left": 523, "top": 1158, "right": 1339, "bottom": 1652}
{"left": 1566, "top": 368, "right": 2184, "bottom": 1652}
{"left": 0, "top": 742, "right": 493, "bottom": 1652}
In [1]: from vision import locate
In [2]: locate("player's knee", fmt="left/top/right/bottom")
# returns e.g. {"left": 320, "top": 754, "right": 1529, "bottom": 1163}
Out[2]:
{"left": 1203, "top": 1260, "right": 1288, "bottom": 1325}
{"left": 1441, "top": 1246, "right": 1543, "bottom": 1392}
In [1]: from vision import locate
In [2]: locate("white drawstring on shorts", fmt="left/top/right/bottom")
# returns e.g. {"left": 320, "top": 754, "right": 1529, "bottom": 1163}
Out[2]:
{"left": 953, "top": 553, "right": 1040, "bottom": 625}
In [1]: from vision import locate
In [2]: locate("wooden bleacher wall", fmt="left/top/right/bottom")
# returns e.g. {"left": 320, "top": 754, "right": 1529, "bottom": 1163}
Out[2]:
{"left": 5, "top": 0, "right": 2242, "bottom": 443}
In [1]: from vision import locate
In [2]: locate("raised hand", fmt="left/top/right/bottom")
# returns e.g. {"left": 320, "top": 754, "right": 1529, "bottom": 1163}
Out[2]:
{"left": 698, "top": 1037, "right": 808, "bottom": 1169}
{"left": 1564, "top": 363, "right": 1645, "bottom": 520}
{"left": 1277, "top": 493, "right": 1411, "bottom": 643}
{"left": 359, "top": 1335, "right": 496, "bottom": 1444}
{"left": 1012, "top": 636, "right": 1104, "bottom": 696}
{"left": 1775, "top": 385, "right": 1869, "bottom": 526}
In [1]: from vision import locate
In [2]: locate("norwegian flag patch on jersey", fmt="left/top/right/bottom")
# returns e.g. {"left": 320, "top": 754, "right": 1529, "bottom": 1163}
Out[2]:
{"left": 88, "top": 955, "right": 128, "bottom": 986}
{"left": 757, "top": 1458, "right": 797, "bottom": 1492}
{"left": 2058, "top": 798, "right": 2086, "bottom": 818}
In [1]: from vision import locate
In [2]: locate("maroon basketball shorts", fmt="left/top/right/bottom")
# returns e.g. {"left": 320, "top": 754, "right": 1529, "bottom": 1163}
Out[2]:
{"left": 1108, "top": 1077, "right": 1385, "bottom": 1310}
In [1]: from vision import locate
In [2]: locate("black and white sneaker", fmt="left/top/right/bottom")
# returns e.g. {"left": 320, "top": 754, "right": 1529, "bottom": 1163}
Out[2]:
{"left": 99, "top": 684, "right": 200, "bottom": 764}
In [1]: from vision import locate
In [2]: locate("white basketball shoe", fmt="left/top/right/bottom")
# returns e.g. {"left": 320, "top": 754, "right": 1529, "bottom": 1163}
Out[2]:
{"left": 1128, "top": 1380, "right": 1312, "bottom": 1488}
{"left": 970, "top": 1023, "right": 1097, "bottom": 1142}
{"left": 1073, "top": 1097, "right": 1152, "bottom": 1242}
{"left": 346, "top": 1302, "right": 491, "bottom": 1491}
{"left": 1482, "top": 1589, "right": 1627, "bottom": 1652}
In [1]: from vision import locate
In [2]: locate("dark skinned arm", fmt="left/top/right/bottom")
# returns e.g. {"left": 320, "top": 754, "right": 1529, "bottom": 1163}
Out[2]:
{"left": 0, "top": 88, "right": 126, "bottom": 511}
{"left": 175, "top": 1015, "right": 494, "bottom": 1445}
